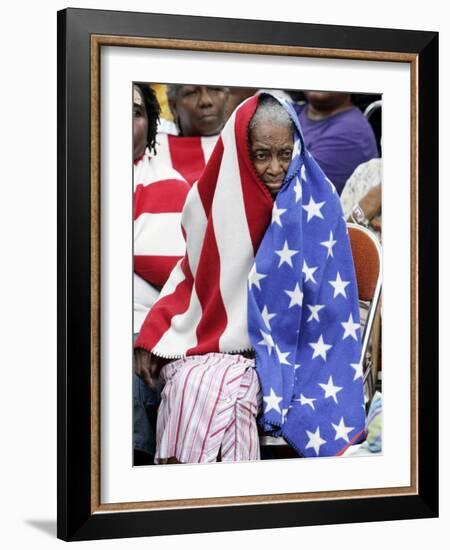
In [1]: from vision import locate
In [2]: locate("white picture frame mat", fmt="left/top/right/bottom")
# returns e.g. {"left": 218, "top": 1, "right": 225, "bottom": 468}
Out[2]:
{"left": 100, "top": 46, "right": 411, "bottom": 504}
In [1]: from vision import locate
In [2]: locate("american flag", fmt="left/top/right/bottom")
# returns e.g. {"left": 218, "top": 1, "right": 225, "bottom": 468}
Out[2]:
{"left": 134, "top": 149, "right": 190, "bottom": 289}
{"left": 135, "top": 95, "right": 274, "bottom": 356}
{"left": 248, "top": 98, "right": 366, "bottom": 458}
{"left": 155, "top": 133, "right": 218, "bottom": 186}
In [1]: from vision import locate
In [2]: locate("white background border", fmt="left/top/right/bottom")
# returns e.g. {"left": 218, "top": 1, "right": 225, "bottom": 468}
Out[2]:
{"left": 101, "top": 46, "right": 411, "bottom": 504}
{"left": 1, "top": 1, "right": 446, "bottom": 549}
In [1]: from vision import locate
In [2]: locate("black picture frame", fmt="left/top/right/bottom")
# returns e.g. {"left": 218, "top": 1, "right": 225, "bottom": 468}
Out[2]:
{"left": 57, "top": 7, "right": 438, "bottom": 541}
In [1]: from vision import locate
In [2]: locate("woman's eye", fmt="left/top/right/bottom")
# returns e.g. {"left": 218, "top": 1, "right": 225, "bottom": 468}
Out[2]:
{"left": 254, "top": 152, "right": 268, "bottom": 161}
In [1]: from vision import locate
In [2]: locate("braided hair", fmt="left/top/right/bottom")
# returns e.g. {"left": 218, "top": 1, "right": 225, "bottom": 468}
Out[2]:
{"left": 134, "top": 82, "right": 161, "bottom": 155}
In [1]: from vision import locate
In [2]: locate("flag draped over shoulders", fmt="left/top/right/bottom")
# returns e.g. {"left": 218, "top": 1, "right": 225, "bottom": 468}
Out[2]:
{"left": 133, "top": 150, "right": 190, "bottom": 332}
{"left": 247, "top": 98, "right": 366, "bottom": 458}
{"left": 135, "top": 96, "right": 273, "bottom": 357}
{"left": 134, "top": 150, "right": 190, "bottom": 289}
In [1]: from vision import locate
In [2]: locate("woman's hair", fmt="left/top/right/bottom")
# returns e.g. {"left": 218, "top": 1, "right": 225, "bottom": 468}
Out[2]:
{"left": 249, "top": 94, "right": 294, "bottom": 134}
{"left": 166, "top": 84, "right": 182, "bottom": 104}
{"left": 134, "top": 83, "right": 161, "bottom": 154}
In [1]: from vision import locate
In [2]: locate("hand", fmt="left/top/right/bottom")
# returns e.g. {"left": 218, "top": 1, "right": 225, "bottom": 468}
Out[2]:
{"left": 134, "top": 349, "right": 168, "bottom": 389}
{"left": 359, "top": 183, "right": 382, "bottom": 221}
{"left": 370, "top": 217, "right": 382, "bottom": 233}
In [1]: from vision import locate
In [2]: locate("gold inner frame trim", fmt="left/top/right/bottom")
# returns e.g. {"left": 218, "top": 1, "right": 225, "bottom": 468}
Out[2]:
{"left": 90, "top": 34, "right": 419, "bottom": 514}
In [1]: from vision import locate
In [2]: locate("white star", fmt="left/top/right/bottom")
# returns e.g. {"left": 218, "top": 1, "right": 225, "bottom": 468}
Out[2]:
{"left": 271, "top": 203, "right": 287, "bottom": 227}
{"left": 294, "top": 363, "right": 301, "bottom": 370}
{"left": 305, "top": 426, "right": 327, "bottom": 456}
{"left": 281, "top": 408, "right": 289, "bottom": 422}
{"left": 320, "top": 231, "right": 337, "bottom": 258}
{"left": 293, "top": 139, "right": 301, "bottom": 158}
{"left": 248, "top": 264, "right": 267, "bottom": 291}
{"left": 302, "top": 260, "right": 318, "bottom": 284}
{"left": 263, "top": 388, "right": 283, "bottom": 414}
{"left": 302, "top": 196, "right": 326, "bottom": 222}
{"left": 295, "top": 393, "right": 317, "bottom": 410}
{"left": 341, "top": 313, "right": 361, "bottom": 341}
{"left": 350, "top": 361, "right": 363, "bottom": 381}
{"left": 301, "top": 164, "right": 307, "bottom": 181}
{"left": 257, "top": 329, "right": 275, "bottom": 355}
{"left": 309, "top": 334, "right": 332, "bottom": 361}
{"left": 275, "top": 240, "right": 299, "bottom": 268}
{"left": 306, "top": 304, "right": 325, "bottom": 323}
{"left": 293, "top": 177, "right": 302, "bottom": 203}
{"left": 329, "top": 272, "right": 350, "bottom": 299}
{"left": 319, "top": 376, "right": 343, "bottom": 404}
{"left": 261, "top": 305, "right": 277, "bottom": 330}
{"left": 285, "top": 283, "right": 304, "bottom": 308}
{"left": 275, "top": 344, "right": 291, "bottom": 366}
{"left": 332, "top": 417, "right": 355, "bottom": 443}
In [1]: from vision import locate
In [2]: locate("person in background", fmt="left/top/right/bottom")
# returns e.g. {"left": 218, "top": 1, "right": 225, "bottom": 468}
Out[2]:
{"left": 340, "top": 158, "right": 382, "bottom": 237}
{"left": 223, "top": 87, "right": 259, "bottom": 120}
{"left": 294, "top": 91, "right": 379, "bottom": 195}
{"left": 133, "top": 83, "right": 190, "bottom": 465}
{"left": 155, "top": 84, "right": 229, "bottom": 185}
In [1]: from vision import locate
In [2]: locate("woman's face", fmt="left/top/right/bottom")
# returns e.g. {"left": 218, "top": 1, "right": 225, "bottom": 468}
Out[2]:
{"left": 249, "top": 122, "right": 294, "bottom": 197}
{"left": 171, "top": 85, "right": 228, "bottom": 137}
{"left": 133, "top": 86, "right": 148, "bottom": 160}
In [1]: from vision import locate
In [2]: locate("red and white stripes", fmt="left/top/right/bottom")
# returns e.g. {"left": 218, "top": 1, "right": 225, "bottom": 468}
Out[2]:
{"left": 155, "top": 133, "right": 218, "bottom": 186}
{"left": 155, "top": 353, "right": 261, "bottom": 463}
{"left": 133, "top": 151, "right": 190, "bottom": 331}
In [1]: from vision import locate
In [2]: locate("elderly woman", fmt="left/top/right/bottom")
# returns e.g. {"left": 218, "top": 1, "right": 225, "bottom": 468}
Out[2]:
{"left": 155, "top": 84, "right": 229, "bottom": 186}
{"left": 135, "top": 93, "right": 366, "bottom": 464}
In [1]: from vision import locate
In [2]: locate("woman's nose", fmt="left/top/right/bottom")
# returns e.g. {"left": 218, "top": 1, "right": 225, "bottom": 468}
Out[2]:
{"left": 268, "top": 156, "right": 283, "bottom": 175}
{"left": 198, "top": 87, "right": 213, "bottom": 107}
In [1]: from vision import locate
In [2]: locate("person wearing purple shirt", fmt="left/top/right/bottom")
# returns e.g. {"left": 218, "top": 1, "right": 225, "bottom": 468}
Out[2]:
{"left": 293, "top": 91, "right": 379, "bottom": 195}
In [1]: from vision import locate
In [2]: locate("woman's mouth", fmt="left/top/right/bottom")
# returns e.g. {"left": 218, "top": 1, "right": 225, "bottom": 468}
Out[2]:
{"left": 264, "top": 180, "right": 283, "bottom": 187}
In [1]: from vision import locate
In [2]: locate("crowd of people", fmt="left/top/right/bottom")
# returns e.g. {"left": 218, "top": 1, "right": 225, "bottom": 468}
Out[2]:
{"left": 132, "top": 83, "right": 382, "bottom": 466}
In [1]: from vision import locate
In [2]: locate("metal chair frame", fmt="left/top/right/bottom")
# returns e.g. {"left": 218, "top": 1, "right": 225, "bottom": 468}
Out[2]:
{"left": 347, "top": 223, "right": 382, "bottom": 402}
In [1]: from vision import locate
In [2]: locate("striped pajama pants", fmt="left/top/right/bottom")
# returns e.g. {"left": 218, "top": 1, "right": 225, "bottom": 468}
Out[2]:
{"left": 155, "top": 353, "right": 262, "bottom": 464}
